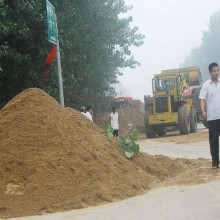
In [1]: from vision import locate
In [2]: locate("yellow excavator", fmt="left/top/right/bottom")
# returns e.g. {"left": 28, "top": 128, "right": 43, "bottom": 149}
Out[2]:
{"left": 144, "top": 66, "right": 202, "bottom": 138}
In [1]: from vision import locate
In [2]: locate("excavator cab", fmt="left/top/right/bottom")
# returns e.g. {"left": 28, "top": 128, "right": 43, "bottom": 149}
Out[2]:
{"left": 155, "top": 78, "right": 175, "bottom": 91}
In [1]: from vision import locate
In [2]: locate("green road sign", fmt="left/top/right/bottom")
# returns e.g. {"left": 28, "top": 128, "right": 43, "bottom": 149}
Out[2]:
{"left": 46, "top": 0, "right": 58, "bottom": 44}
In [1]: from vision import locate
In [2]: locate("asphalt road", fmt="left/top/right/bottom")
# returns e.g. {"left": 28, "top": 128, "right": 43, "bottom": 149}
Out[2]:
{"left": 7, "top": 124, "right": 220, "bottom": 220}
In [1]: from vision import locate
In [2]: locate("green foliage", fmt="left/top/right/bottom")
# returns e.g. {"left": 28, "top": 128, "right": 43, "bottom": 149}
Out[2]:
{"left": 106, "top": 124, "right": 114, "bottom": 139}
{"left": 181, "top": 10, "right": 220, "bottom": 82}
{"left": 119, "top": 124, "right": 139, "bottom": 158}
{"left": 0, "top": 0, "right": 48, "bottom": 106}
{"left": 0, "top": 0, "right": 144, "bottom": 111}
{"left": 56, "top": 0, "right": 144, "bottom": 109}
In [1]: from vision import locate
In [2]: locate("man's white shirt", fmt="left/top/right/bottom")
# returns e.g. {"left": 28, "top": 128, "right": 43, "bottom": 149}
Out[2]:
{"left": 199, "top": 78, "right": 220, "bottom": 121}
{"left": 85, "top": 111, "right": 93, "bottom": 121}
{"left": 110, "top": 112, "right": 119, "bottom": 130}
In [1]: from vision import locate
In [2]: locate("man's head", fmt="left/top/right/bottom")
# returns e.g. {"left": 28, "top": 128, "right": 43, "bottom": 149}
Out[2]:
{"left": 209, "top": 62, "right": 219, "bottom": 81}
{"left": 162, "top": 80, "right": 168, "bottom": 89}
{"left": 86, "top": 106, "right": 92, "bottom": 113}
{"left": 80, "top": 106, "right": 85, "bottom": 113}
{"left": 112, "top": 107, "right": 116, "bottom": 113}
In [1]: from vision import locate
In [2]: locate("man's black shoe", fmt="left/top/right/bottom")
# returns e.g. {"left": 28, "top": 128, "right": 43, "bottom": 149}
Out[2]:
{"left": 212, "top": 165, "right": 219, "bottom": 169}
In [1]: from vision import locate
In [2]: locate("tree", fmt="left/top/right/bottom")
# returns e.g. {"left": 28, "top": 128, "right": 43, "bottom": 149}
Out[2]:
{"left": 53, "top": 0, "right": 144, "bottom": 109}
{"left": 0, "top": 0, "right": 48, "bottom": 106}
{"left": 181, "top": 10, "right": 220, "bottom": 82}
{"left": 0, "top": 0, "right": 144, "bottom": 111}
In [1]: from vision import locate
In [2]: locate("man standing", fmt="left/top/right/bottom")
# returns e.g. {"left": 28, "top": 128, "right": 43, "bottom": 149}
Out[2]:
{"left": 199, "top": 62, "right": 220, "bottom": 169}
{"left": 110, "top": 107, "right": 119, "bottom": 137}
{"left": 85, "top": 106, "right": 93, "bottom": 121}
{"left": 161, "top": 80, "right": 169, "bottom": 90}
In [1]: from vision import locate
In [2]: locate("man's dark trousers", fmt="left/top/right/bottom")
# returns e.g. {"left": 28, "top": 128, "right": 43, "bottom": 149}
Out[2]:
{"left": 208, "top": 119, "right": 220, "bottom": 166}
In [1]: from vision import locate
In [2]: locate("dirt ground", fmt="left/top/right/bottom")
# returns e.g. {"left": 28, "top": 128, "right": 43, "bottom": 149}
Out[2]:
{"left": 0, "top": 89, "right": 218, "bottom": 219}
{"left": 145, "top": 127, "right": 209, "bottom": 144}
{"left": 137, "top": 127, "right": 215, "bottom": 188}
{"left": 4, "top": 127, "right": 220, "bottom": 220}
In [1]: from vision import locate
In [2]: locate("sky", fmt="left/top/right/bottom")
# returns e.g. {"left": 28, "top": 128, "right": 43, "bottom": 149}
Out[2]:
{"left": 117, "top": 0, "right": 220, "bottom": 101}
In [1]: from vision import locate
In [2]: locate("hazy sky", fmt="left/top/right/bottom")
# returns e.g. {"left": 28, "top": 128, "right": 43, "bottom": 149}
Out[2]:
{"left": 118, "top": 0, "right": 220, "bottom": 101}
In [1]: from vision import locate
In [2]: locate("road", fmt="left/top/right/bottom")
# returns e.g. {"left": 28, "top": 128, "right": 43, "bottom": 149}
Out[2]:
{"left": 8, "top": 124, "right": 220, "bottom": 220}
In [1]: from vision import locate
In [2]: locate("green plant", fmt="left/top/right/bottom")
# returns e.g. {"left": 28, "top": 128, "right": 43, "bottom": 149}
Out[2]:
{"left": 119, "top": 124, "right": 140, "bottom": 158}
{"left": 106, "top": 124, "right": 114, "bottom": 139}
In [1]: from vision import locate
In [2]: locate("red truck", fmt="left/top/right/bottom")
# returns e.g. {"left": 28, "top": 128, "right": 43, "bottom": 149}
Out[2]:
{"left": 111, "top": 97, "right": 144, "bottom": 112}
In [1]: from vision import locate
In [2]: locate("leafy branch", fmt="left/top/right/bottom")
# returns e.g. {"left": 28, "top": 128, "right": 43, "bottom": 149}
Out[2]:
{"left": 119, "top": 124, "right": 139, "bottom": 158}
{"left": 106, "top": 124, "right": 114, "bottom": 139}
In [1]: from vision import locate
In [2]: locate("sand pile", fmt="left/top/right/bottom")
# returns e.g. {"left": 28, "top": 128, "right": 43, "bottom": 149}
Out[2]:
{"left": 95, "top": 108, "right": 145, "bottom": 135}
{"left": 0, "top": 88, "right": 170, "bottom": 218}
{"left": 0, "top": 88, "right": 217, "bottom": 218}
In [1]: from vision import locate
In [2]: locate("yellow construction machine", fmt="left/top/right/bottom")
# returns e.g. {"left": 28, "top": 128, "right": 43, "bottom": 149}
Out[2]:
{"left": 144, "top": 66, "right": 202, "bottom": 138}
